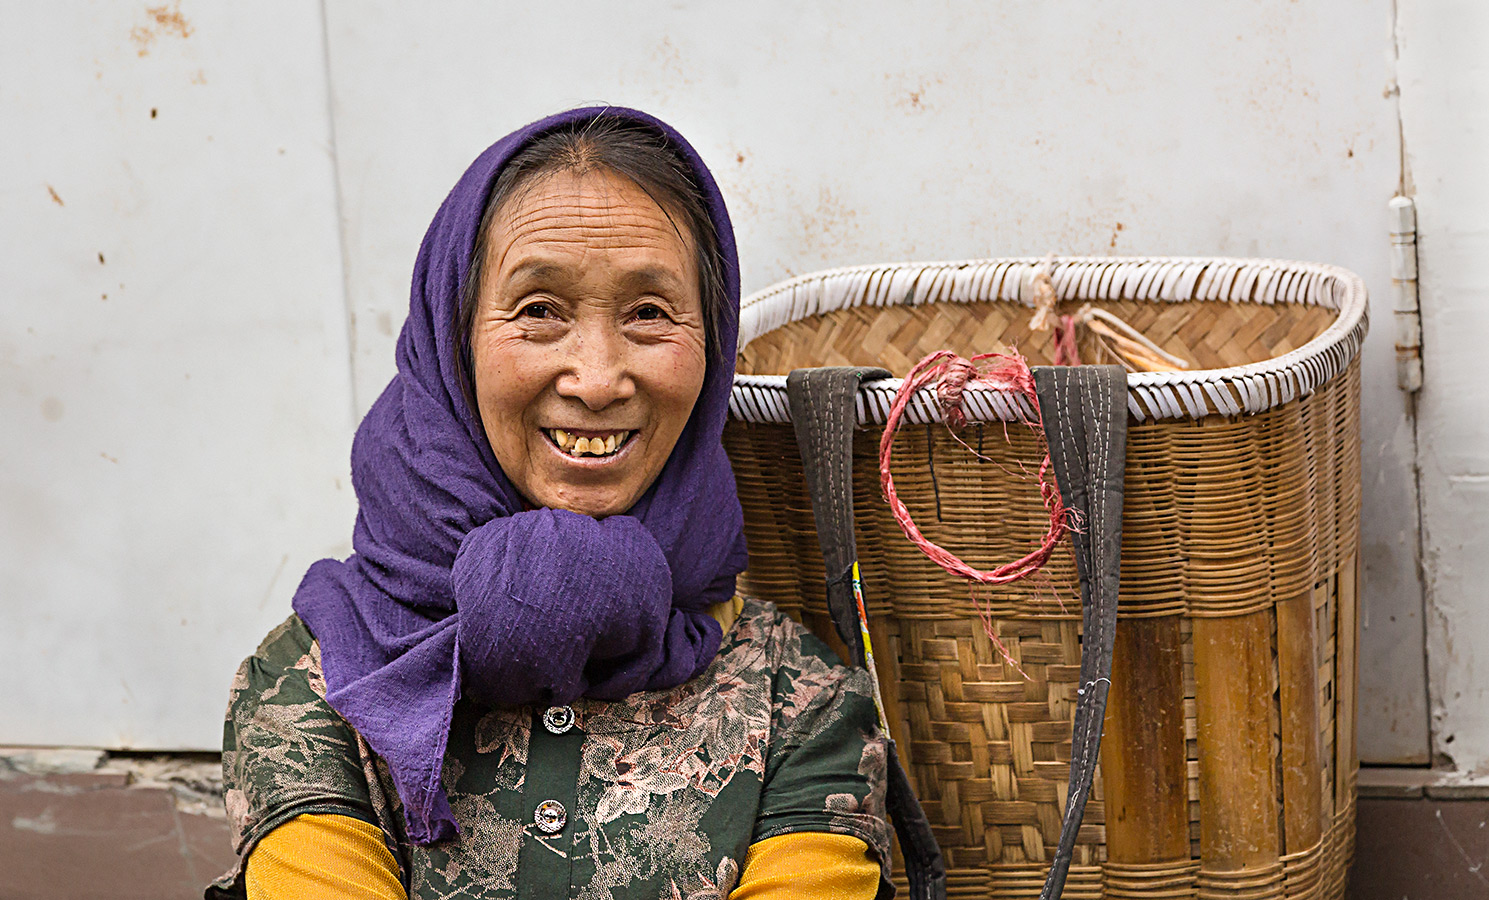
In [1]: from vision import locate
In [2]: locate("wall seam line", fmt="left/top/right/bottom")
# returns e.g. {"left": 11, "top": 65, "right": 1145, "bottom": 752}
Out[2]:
{"left": 1392, "top": 0, "right": 1438, "bottom": 770}
{"left": 319, "top": 0, "right": 359, "bottom": 420}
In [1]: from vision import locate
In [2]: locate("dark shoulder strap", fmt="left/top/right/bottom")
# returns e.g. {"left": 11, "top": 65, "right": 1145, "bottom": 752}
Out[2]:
{"left": 1032, "top": 365, "right": 1128, "bottom": 900}
{"left": 786, "top": 366, "right": 888, "bottom": 666}
{"left": 787, "top": 366, "right": 947, "bottom": 900}
{"left": 786, "top": 363, "right": 1128, "bottom": 900}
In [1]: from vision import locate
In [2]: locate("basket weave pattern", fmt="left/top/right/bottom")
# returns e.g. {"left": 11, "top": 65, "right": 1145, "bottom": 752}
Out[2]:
{"left": 725, "top": 258, "right": 1364, "bottom": 900}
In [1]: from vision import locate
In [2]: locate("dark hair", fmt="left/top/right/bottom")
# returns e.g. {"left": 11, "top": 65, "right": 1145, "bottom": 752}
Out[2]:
{"left": 455, "top": 115, "right": 727, "bottom": 413}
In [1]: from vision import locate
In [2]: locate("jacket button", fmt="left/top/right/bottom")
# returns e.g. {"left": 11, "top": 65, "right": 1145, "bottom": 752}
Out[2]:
{"left": 535, "top": 799, "right": 567, "bottom": 834}
{"left": 542, "top": 705, "right": 576, "bottom": 734}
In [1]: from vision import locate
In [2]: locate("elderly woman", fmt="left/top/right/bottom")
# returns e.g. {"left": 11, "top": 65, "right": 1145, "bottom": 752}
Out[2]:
{"left": 207, "top": 108, "right": 890, "bottom": 900}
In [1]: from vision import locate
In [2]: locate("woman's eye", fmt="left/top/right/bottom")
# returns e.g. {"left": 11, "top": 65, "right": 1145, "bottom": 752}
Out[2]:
{"left": 634, "top": 304, "right": 665, "bottom": 321}
{"left": 520, "top": 302, "right": 552, "bottom": 319}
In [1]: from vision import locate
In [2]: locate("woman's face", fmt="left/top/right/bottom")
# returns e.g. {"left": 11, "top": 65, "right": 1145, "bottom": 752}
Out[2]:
{"left": 471, "top": 167, "right": 708, "bottom": 518}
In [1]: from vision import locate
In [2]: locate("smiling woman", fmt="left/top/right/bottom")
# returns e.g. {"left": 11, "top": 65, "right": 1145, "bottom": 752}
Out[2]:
{"left": 470, "top": 166, "right": 708, "bottom": 517}
{"left": 207, "top": 109, "right": 890, "bottom": 900}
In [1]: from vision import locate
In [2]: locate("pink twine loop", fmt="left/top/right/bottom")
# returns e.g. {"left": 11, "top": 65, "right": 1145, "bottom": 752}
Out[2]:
{"left": 932, "top": 356, "right": 978, "bottom": 430}
{"left": 878, "top": 350, "right": 1067, "bottom": 587}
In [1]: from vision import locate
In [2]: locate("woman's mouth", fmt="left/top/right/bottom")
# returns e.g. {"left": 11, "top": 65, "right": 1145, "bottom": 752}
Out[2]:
{"left": 545, "top": 429, "right": 633, "bottom": 459}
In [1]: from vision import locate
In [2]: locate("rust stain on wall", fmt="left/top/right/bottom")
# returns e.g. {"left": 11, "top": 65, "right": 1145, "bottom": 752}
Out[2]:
{"left": 888, "top": 73, "right": 944, "bottom": 114}
{"left": 130, "top": 2, "right": 193, "bottom": 58}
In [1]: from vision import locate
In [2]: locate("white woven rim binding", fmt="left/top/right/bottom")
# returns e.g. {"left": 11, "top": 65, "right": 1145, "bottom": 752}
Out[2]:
{"left": 729, "top": 256, "right": 1369, "bottom": 424}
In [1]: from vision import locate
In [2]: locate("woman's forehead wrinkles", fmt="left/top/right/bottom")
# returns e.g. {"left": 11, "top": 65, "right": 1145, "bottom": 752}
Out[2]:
{"left": 495, "top": 248, "right": 696, "bottom": 302}
{"left": 517, "top": 223, "right": 674, "bottom": 251}
{"left": 497, "top": 206, "right": 681, "bottom": 254}
{"left": 484, "top": 170, "right": 700, "bottom": 270}
{"left": 484, "top": 173, "right": 698, "bottom": 294}
{"left": 501, "top": 197, "right": 673, "bottom": 234}
{"left": 494, "top": 226, "right": 690, "bottom": 271}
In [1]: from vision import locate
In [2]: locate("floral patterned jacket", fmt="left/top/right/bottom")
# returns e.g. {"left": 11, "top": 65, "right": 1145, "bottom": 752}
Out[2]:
{"left": 206, "top": 597, "right": 891, "bottom": 900}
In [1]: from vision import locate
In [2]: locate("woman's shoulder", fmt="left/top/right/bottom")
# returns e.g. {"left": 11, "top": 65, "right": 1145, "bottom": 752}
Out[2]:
{"left": 721, "top": 597, "right": 878, "bottom": 717}
{"left": 229, "top": 613, "right": 327, "bottom": 702}
{"left": 249, "top": 613, "right": 317, "bottom": 666}
{"left": 221, "top": 614, "right": 376, "bottom": 853}
{"left": 727, "top": 596, "right": 853, "bottom": 671}
{"left": 724, "top": 598, "right": 891, "bottom": 868}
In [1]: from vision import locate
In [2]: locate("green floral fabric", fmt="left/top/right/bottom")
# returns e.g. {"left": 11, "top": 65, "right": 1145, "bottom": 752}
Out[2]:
{"left": 207, "top": 598, "right": 890, "bottom": 900}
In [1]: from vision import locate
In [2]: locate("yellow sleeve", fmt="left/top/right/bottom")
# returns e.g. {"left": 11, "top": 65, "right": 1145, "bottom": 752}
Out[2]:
{"left": 245, "top": 812, "right": 405, "bottom": 900}
{"left": 244, "top": 811, "right": 873, "bottom": 900}
{"left": 729, "top": 831, "right": 880, "bottom": 899}
{"left": 707, "top": 594, "right": 745, "bottom": 633}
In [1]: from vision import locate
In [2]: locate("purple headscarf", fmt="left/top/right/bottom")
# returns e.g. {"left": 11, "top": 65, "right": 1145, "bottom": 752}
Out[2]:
{"left": 291, "top": 107, "right": 748, "bottom": 845}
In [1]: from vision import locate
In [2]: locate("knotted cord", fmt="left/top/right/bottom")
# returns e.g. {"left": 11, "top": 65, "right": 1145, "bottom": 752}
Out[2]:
{"left": 878, "top": 350, "right": 1067, "bottom": 585}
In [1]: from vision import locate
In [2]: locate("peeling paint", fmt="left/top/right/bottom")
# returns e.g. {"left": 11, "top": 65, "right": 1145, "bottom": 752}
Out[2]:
{"left": 1, "top": 749, "right": 225, "bottom": 819}
{"left": 1398, "top": 0, "right": 1489, "bottom": 776}
{"left": 12, "top": 809, "right": 58, "bottom": 834}
{"left": 0, "top": 749, "right": 107, "bottom": 776}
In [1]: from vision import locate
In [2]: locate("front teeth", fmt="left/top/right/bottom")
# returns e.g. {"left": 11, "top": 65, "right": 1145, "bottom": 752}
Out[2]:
{"left": 549, "top": 429, "right": 630, "bottom": 457}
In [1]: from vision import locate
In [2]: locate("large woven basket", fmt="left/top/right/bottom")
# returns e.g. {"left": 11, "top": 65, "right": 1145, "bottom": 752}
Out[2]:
{"left": 724, "top": 257, "right": 1366, "bottom": 899}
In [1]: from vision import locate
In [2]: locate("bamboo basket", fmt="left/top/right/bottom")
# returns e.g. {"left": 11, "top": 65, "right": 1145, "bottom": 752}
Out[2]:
{"left": 724, "top": 257, "right": 1366, "bottom": 900}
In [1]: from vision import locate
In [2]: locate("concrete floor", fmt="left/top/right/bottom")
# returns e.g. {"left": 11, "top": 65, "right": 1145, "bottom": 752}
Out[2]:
{"left": 1, "top": 752, "right": 1484, "bottom": 899}
{"left": 1349, "top": 795, "right": 1489, "bottom": 899}
{"left": 0, "top": 750, "right": 234, "bottom": 900}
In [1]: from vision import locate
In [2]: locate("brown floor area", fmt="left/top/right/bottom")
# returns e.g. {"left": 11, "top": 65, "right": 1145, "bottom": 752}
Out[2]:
{"left": 1348, "top": 796, "right": 1489, "bottom": 900}
{"left": 0, "top": 756, "right": 235, "bottom": 900}
{"left": 2, "top": 756, "right": 1486, "bottom": 899}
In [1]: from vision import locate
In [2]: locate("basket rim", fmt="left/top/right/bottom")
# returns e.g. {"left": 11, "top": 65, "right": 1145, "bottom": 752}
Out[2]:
{"left": 729, "top": 255, "right": 1368, "bottom": 424}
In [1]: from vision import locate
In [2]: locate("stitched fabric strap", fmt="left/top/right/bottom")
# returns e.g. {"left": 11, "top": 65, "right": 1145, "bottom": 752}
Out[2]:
{"left": 1032, "top": 365, "right": 1128, "bottom": 900}
{"left": 787, "top": 366, "right": 947, "bottom": 900}
{"left": 786, "top": 367, "right": 889, "bottom": 665}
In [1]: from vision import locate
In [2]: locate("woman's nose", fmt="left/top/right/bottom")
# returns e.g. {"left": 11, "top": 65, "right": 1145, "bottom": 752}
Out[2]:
{"left": 554, "top": 328, "right": 636, "bottom": 411}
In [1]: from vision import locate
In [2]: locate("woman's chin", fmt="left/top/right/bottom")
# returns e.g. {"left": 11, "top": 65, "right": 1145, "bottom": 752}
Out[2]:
{"left": 529, "top": 484, "right": 639, "bottom": 519}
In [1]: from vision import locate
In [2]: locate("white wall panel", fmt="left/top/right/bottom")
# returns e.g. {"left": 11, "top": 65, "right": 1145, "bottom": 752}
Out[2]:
{"left": 323, "top": 0, "right": 1426, "bottom": 761}
{"left": 0, "top": 1, "right": 1437, "bottom": 756}
{"left": 0, "top": 3, "right": 356, "bottom": 748}
{"left": 1397, "top": 0, "right": 1489, "bottom": 773}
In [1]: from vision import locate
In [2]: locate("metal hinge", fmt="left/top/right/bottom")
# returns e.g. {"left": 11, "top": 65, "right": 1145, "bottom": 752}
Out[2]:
{"left": 1389, "top": 196, "right": 1423, "bottom": 392}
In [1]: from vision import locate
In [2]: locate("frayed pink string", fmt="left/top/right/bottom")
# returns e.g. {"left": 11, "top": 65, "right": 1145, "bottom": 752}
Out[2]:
{"left": 1053, "top": 315, "right": 1083, "bottom": 367}
{"left": 878, "top": 350, "right": 1069, "bottom": 674}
